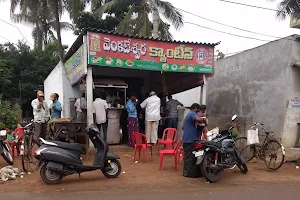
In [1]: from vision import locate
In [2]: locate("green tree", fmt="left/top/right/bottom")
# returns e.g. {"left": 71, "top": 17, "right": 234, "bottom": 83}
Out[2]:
{"left": 0, "top": 58, "right": 12, "bottom": 93}
{"left": 74, "top": 12, "right": 121, "bottom": 35}
{"left": 97, "top": 0, "right": 183, "bottom": 39}
{"left": 0, "top": 95, "right": 21, "bottom": 129}
{"left": 0, "top": 41, "right": 61, "bottom": 116}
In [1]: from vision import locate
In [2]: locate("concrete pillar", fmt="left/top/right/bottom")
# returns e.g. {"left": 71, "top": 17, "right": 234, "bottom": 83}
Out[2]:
{"left": 200, "top": 86, "right": 203, "bottom": 104}
{"left": 86, "top": 67, "right": 94, "bottom": 126}
{"left": 83, "top": 35, "right": 88, "bottom": 75}
{"left": 201, "top": 74, "right": 207, "bottom": 105}
{"left": 83, "top": 34, "right": 93, "bottom": 126}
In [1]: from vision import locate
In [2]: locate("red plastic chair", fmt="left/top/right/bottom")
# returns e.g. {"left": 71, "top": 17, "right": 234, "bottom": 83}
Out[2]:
{"left": 157, "top": 128, "right": 177, "bottom": 150}
{"left": 132, "top": 133, "right": 152, "bottom": 162}
{"left": 159, "top": 138, "right": 182, "bottom": 170}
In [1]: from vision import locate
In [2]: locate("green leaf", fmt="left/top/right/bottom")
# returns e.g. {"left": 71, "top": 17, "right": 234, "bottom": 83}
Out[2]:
{"left": 153, "top": 0, "right": 183, "bottom": 30}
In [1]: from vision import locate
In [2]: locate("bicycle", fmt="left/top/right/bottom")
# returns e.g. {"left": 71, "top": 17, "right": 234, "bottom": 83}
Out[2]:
{"left": 234, "top": 123, "right": 285, "bottom": 170}
{"left": 20, "top": 121, "right": 41, "bottom": 172}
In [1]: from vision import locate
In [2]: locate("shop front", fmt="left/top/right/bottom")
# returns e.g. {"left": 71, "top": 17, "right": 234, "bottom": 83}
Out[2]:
{"left": 50, "top": 30, "right": 219, "bottom": 146}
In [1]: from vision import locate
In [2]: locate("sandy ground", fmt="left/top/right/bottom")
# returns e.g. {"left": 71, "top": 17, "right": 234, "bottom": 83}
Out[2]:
{"left": 0, "top": 147, "right": 299, "bottom": 193}
{"left": 2, "top": 183, "right": 300, "bottom": 200}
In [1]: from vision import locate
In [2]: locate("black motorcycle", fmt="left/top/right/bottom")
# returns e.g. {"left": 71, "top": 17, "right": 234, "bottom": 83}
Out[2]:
{"left": 34, "top": 124, "right": 122, "bottom": 184}
{"left": 0, "top": 137, "right": 14, "bottom": 165}
{"left": 194, "top": 115, "right": 248, "bottom": 183}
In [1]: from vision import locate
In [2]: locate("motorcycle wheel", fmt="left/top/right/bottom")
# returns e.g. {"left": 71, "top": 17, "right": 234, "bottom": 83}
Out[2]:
{"left": 1, "top": 144, "right": 14, "bottom": 165}
{"left": 200, "top": 152, "right": 221, "bottom": 183}
{"left": 40, "top": 164, "right": 63, "bottom": 184}
{"left": 237, "top": 163, "right": 248, "bottom": 174}
{"left": 102, "top": 159, "right": 122, "bottom": 178}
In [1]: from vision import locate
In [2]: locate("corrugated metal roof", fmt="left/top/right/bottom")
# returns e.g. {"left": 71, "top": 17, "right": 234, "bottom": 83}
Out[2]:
{"left": 63, "top": 28, "right": 220, "bottom": 62}
{"left": 86, "top": 28, "right": 220, "bottom": 47}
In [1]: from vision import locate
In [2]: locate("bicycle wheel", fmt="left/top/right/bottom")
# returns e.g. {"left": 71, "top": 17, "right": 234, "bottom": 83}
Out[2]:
{"left": 22, "top": 136, "right": 40, "bottom": 172}
{"left": 263, "top": 140, "right": 285, "bottom": 170}
{"left": 234, "top": 137, "right": 256, "bottom": 162}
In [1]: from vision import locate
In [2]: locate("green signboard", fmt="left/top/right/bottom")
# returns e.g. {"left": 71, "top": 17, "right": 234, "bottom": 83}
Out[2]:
{"left": 64, "top": 45, "right": 86, "bottom": 85}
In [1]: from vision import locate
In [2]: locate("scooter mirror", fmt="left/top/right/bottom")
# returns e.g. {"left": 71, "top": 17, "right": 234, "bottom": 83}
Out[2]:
{"left": 232, "top": 115, "right": 237, "bottom": 121}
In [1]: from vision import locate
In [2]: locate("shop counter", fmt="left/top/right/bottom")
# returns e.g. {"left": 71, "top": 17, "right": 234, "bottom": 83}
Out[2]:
{"left": 106, "top": 107, "right": 123, "bottom": 144}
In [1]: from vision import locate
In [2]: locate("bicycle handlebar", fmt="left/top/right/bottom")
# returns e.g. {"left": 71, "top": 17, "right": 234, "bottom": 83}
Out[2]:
{"left": 229, "top": 122, "right": 240, "bottom": 130}
{"left": 23, "top": 122, "right": 33, "bottom": 129}
{"left": 252, "top": 122, "right": 268, "bottom": 132}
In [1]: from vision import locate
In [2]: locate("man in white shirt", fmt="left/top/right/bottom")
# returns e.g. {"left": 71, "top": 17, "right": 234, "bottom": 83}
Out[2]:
{"left": 93, "top": 92, "right": 108, "bottom": 142}
{"left": 74, "top": 93, "right": 87, "bottom": 122}
{"left": 31, "top": 91, "right": 49, "bottom": 140}
{"left": 140, "top": 91, "right": 161, "bottom": 144}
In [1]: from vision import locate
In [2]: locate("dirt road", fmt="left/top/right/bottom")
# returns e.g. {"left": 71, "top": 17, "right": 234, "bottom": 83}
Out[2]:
{"left": 1, "top": 147, "right": 300, "bottom": 195}
{"left": 2, "top": 182, "right": 300, "bottom": 200}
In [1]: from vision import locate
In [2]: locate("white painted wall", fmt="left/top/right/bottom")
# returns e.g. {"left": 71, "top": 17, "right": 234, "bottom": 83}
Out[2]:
{"left": 44, "top": 61, "right": 80, "bottom": 118}
{"left": 44, "top": 62, "right": 64, "bottom": 114}
{"left": 61, "top": 66, "right": 81, "bottom": 118}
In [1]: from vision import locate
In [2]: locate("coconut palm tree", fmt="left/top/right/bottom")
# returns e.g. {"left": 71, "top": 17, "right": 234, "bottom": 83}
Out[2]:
{"left": 273, "top": 0, "right": 300, "bottom": 19}
{"left": 96, "top": 0, "right": 183, "bottom": 39}
{"left": 40, "top": 0, "right": 86, "bottom": 60}
{"left": 10, "top": 0, "right": 86, "bottom": 61}
{"left": 11, "top": 1, "right": 73, "bottom": 50}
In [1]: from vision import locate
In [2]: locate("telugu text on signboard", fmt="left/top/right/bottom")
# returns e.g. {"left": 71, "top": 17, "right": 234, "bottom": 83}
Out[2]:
{"left": 64, "top": 45, "right": 86, "bottom": 85}
{"left": 87, "top": 32, "right": 215, "bottom": 74}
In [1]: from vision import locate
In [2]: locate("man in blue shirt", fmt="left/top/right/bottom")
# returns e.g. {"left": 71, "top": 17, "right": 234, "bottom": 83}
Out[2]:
{"left": 182, "top": 103, "right": 207, "bottom": 178}
{"left": 126, "top": 93, "right": 139, "bottom": 147}
{"left": 49, "top": 93, "right": 62, "bottom": 119}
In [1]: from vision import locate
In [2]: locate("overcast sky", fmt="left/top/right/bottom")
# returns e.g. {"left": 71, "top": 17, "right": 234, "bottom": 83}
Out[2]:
{"left": 1, "top": 0, "right": 300, "bottom": 56}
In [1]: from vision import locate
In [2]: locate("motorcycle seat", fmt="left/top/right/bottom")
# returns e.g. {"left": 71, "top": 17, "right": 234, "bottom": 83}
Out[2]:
{"left": 201, "top": 140, "right": 222, "bottom": 148}
{"left": 51, "top": 141, "right": 83, "bottom": 152}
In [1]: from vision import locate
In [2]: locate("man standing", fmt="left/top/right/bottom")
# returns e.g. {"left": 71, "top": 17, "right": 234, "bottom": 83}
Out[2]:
{"left": 126, "top": 93, "right": 139, "bottom": 147}
{"left": 182, "top": 104, "right": 208, "bottom": 178}
{"left": 74, "top": 93, "right": 87, "bottom": 122}
{"left": 93, "top": 92, "right": 108, "bottom": 142}
{"left": 31, "top": 91, "right": 49, "bottom": 140}
{"left": 166, "top": 94, "right": 183, "bottom": 129}
{"left": 106, "top": 90, "right": 117, "bottom": 105}
{"left": 49, "top": 93, "right": 62, "bottom": 119}
{"left": 140, "top": 91, "right": 161, "bottom": 145}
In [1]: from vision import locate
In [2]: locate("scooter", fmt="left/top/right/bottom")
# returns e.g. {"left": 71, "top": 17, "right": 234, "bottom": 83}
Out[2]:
{"left": 34, "top": 124, "right": 122, "bottom": 184}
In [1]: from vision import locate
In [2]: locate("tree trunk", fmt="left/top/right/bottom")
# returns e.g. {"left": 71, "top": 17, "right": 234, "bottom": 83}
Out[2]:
{"left": 42, "top": 0, "right": 48, "bottom": 49}
{"left": 44, "top": 25, "right": 48, "bottom": 46}
{"left": 36, "top": 23, "right": 43, "bottom": 50}
{"left": 43, "top": 21, "right": 48, "bottom": 48}
{"left": 150, "top": 0, "right": 160, "bottom": 39}
{"left": 38, "top": 30, "right": 43, "bottom": 50}
{"left": 53, "top": 0, "right": 63, "bottom": 61}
